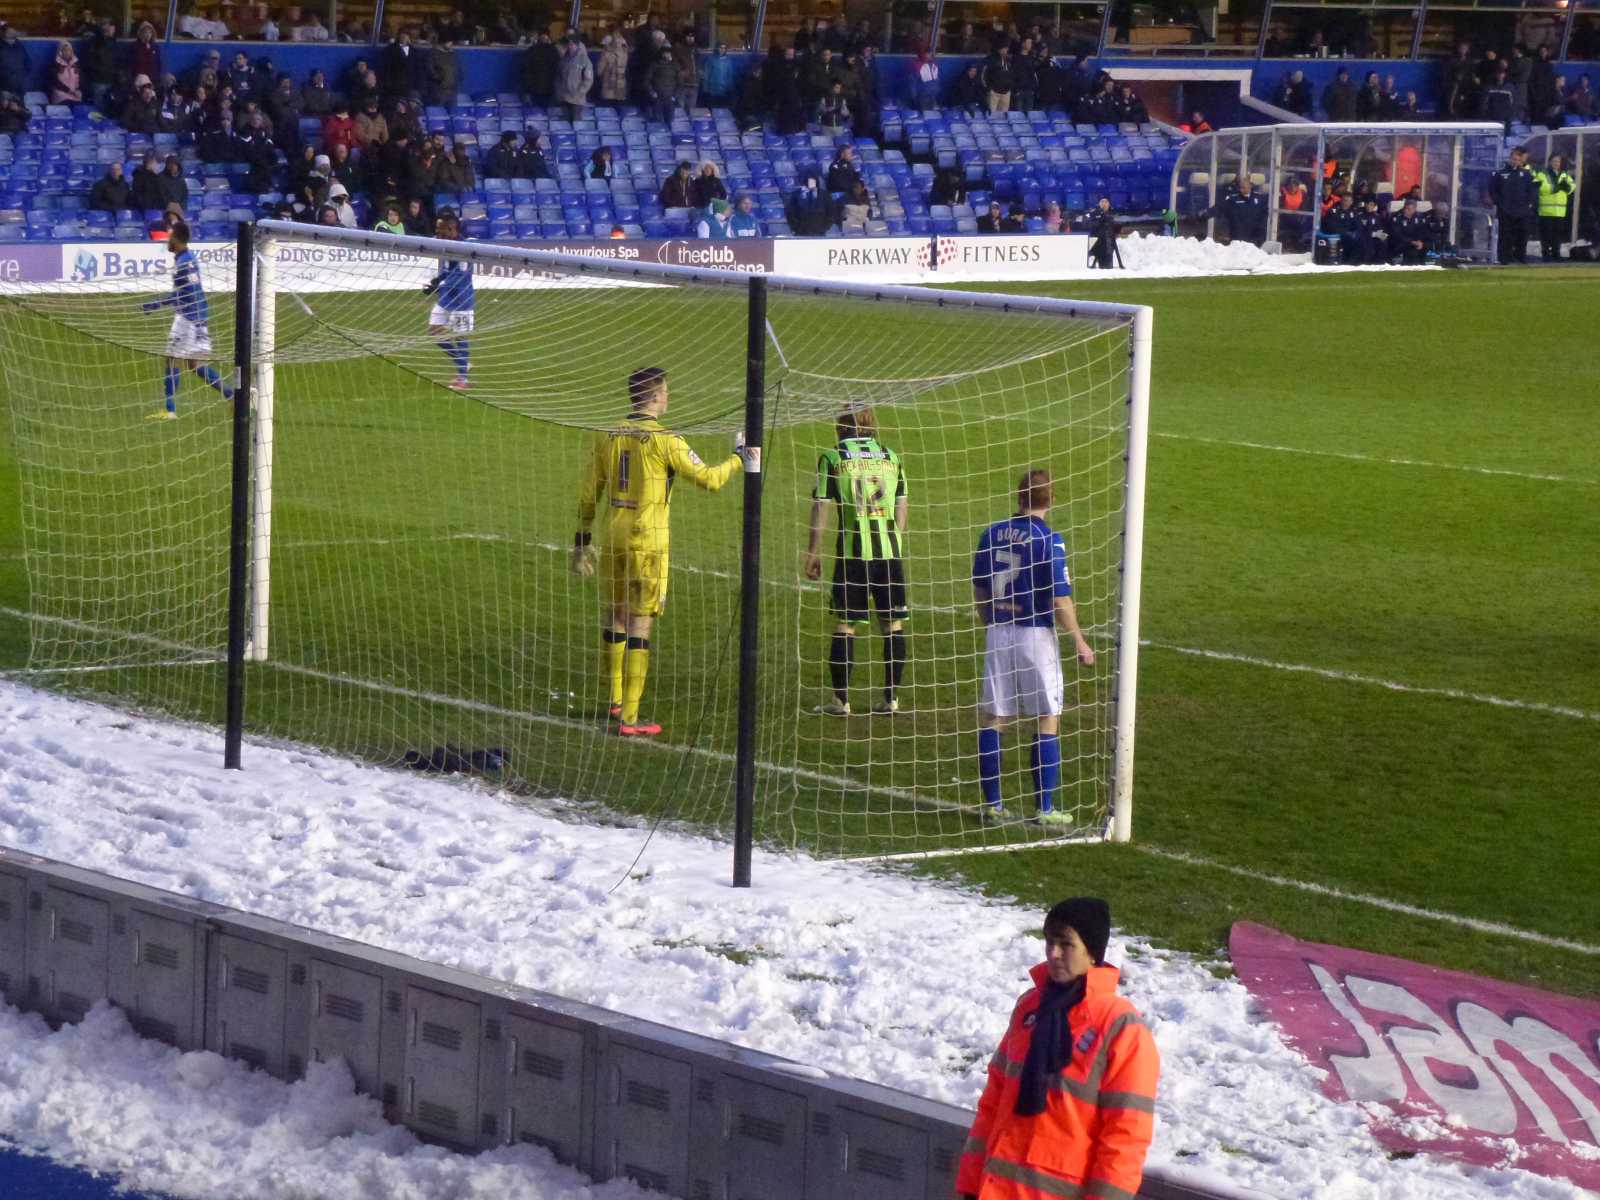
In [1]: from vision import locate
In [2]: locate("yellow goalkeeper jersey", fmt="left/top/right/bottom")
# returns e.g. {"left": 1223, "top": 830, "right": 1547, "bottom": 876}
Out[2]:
{"left": 578, "top": 414, "right": 740, "bottom": 551}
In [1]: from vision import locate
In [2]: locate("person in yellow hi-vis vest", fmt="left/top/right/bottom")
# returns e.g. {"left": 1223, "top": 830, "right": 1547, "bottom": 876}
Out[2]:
{"left": 573, "top": 366, "right": 746, "bottom": 737}
{"left": 1533, "top": 153, "right": 1575, "bottom": 262}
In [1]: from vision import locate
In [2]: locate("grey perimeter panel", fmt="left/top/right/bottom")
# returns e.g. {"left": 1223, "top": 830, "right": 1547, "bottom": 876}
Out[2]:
{"left": 0, "top": 846, "right": 1262, "bottom": 1200}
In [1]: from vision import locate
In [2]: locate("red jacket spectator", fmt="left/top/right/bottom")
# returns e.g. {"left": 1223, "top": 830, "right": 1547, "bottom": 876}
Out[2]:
{"left": 127, "top": 21, "right": 161, "bottom": 85}
{"left": 321, "top": 109, "right": 358, "bottom": 154}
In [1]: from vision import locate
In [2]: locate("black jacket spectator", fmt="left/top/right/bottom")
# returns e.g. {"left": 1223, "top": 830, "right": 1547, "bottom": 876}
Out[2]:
{"left": 89, "top": 164, "right": 129, "bottom": 212}
{"left": 1115, "top": 87, "right": 1148, "bottom": 124}
{"left": 522, "top": 36, "right": 559, "bottom": 103}
{"left": 982, "top": 54, "right": 1013, "bottom": 99}
{"left": 517, "top": 143, "right": 550, "bottom": 180}
{"left": 929, "top": 166, "right": 966, "bottom": 206}
{"left": 485, "top": 132, "right": 521, "bottom": 179}
{"left": 1272, "top": 72, "right": 1312, "bottom": 116}
{"left": 198, "top": 118, "right": 243, "bottom": 164}
{"left": 826, "top": 151, "right": 861, "bottom": 195}
{"left": 734, "top": 64, "right": 766, "bottom": 130}
{"left": 1010, "top": 54, "right": 1037, "bottom": 109}
{"left": 437, "top": 145, "right": 475, "bottom": 193}
{"left": 1476, "top": 73, "right": 1514, "bottom": 127}
{"left": 1321, "top": 72, "right": 1358, "bottom": 120}
{"left": 301, "top": 72, "right": 332, "bottom": 117}
{"left": 659, "top": 164, "right": 694, "bottom": 208}
{"left": 128, "top": 162, "right": 166, "bottom": 212}
{"left": 0, "top": 29, "right": 30, "bottom": 97}
{"left": 81, "top": 22, "right": 118, "bottom": 97}
{"left": 381, "top": 36, "right": 419, "bottom": 97}
{"left": 689, "top": 165, "right": 726, "bottom": 209}
{"left": 0, "top": 93, "right": 24, "bottom": 133}
{"left": 1036, "top": 59, "right": 1064, "bottom": 109}
{"left": 952, "top": 66, "right": 985, "bottom": 111}
{"left": 976, "top": 202, "right": 1004, "bottom": 232}
{"left": 787, "top": 179, "right": 832, "bottom": 235}
{"left": 156, "top": 159, "right": 188, "bottom": 209}
{"left": 1387, "top": 207, "right": 1430, "bottom": 262}
{"left": 1441, "top": 50, "right": 1477, "bottom": 118}
{"left": 122, "top": 86, "right": 163, "bottom": 134}
{"left": 1355, "top": 74, "right": 1385, "bottom": 120}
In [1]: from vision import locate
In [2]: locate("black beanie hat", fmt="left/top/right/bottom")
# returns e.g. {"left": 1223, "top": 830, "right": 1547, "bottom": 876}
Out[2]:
{"left": 1045, "top": 897, "right": 1111, "bottom": 966}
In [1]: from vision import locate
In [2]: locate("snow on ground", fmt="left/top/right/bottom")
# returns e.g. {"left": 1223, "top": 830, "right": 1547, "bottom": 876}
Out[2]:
{"left": 0, "top": 681, "right": 1583, "bottom": 1200}
{"left": 1105, "top": 231, "right": 1434, "bottom": 279}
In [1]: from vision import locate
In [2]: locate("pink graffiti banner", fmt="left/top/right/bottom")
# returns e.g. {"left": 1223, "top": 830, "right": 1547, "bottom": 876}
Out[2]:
{"left": 1229, "top": 922, "right": 1600, "bottom": 1190}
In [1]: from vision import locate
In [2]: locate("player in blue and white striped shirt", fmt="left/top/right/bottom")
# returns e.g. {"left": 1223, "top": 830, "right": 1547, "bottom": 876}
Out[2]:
{"left": 140, "top": 222, "right": 233, "bottom": 420}
{"left": 971, "top": 468, "right": 1096, "bottom": 824}
{"left": 423, "top": 209, "right": 475, "bottom": 391}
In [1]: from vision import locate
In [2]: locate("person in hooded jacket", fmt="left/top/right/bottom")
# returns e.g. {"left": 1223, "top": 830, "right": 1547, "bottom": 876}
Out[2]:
{"left": 958, "top": 897, "right": 1158, "bottom": 1200}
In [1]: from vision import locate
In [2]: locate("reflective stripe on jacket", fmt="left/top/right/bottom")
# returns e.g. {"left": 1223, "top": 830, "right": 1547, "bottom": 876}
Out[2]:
{"left": 1534, "top": 168, "right": 1575, "bottom": 219}
{"left": 958, "top": 963, "right": 1158, "bottom": 1200}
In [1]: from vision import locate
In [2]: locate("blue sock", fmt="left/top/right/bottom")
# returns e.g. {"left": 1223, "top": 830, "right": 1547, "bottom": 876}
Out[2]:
{"left": 195, "top": 364, "right": 233, "bottom": 399}
{"left": 452, "top": 338, "right": 470, "bottom": 375}
{"left": 163, "top": 366, "right": 179, "bottom": 413}
{"left": 977, "top": 727, "right": 1002, "bottom": 808}
{"left": 1032, "top": 734, "right": 1061, "bottom": 813}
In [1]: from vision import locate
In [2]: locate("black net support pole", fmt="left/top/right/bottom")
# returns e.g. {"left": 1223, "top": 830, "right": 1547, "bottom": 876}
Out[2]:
{"left": 732, "top": 275, "right": 768, "bottom": 888}
{"left": 223, "top": 221, "right": 256, "bottom": 770}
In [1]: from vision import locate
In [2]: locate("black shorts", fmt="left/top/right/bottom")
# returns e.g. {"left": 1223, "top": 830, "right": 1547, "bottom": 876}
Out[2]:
{"left": 831, "top": 558, "right": 907, "bottom": 624}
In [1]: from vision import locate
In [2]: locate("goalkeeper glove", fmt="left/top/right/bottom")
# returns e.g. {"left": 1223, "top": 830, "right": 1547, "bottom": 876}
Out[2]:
{"left": 140, "top": 299, "right": 160, "bottom": 314}
{"left": 421, "top": 277, "right": 441, "bottom": 296}
{"left": 733, "top": 430, "right": 757, "bottom": 469}
{"left": 570, "top": 537, "right": 597, "bottom": 577}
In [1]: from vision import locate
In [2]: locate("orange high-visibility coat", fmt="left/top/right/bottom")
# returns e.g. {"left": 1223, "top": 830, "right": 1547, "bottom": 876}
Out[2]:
{"left": 958, "top": 963, "right": 1159, "bottom": 1200}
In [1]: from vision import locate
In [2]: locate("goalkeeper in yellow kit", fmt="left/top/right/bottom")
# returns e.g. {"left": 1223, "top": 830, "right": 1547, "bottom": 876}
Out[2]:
{"left": 572, "top": 366, "right": 745, "bottom": 737}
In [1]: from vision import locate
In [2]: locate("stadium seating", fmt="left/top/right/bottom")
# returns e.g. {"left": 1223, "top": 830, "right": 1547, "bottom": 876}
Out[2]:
{"left": 0, "top": 92, "right": 1182, "bottom": 242}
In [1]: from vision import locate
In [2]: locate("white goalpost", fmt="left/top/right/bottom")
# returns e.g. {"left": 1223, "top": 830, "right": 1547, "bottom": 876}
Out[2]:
{"left": 0, "top": 221, "right": 1151, "bottom": 865}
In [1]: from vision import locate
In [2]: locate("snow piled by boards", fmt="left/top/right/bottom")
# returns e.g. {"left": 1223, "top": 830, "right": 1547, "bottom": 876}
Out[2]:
{"left": 0, "top": 681, "right": 1579, "bottom": 1200}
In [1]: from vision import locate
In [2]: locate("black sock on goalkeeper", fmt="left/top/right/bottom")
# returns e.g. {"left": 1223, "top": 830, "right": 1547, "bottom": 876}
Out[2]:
{"left": 828, "top": 632, "right": 855, "bottom": 701}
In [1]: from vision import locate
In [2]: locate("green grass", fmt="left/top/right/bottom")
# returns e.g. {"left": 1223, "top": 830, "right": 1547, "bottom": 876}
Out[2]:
{"left": 1, "top": 264, "right": 1596, "bottom": 998}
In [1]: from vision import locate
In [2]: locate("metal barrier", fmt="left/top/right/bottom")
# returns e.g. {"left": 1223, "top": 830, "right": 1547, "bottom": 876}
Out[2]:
{"left": 0, "top": 844, "right": 1272, "bottom": 1200}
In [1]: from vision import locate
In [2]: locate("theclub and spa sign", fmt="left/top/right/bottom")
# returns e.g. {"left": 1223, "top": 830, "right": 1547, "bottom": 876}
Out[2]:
{"left": 1230, "top": 921, "right": 1600, "bottom": 1190}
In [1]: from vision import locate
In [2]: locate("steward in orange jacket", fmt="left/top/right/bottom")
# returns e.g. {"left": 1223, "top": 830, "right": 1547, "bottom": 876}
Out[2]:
{"left": 958, "top": 897, "right": 1159, "bottom": 1200}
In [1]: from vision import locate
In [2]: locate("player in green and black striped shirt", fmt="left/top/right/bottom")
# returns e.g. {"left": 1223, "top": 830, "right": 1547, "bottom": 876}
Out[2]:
{"left": 802, "top": 408, "right": 909, "bottom": 715}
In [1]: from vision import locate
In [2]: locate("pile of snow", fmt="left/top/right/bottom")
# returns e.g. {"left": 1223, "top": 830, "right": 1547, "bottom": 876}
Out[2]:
{"left": 1108, "top": 231, "right": 1433, "bottom": 279}
{"left": 0, "top": 681, "right": 1582, "bottom": 1200}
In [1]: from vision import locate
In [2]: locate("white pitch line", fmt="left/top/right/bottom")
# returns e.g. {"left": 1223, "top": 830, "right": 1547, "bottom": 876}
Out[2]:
{"left": 2, "top": 655, "right": 218, "bottom": 677}
{"left": 1154, "top": 431, "right": 1596, "bottom": 486}
{"left": 1132, "top": 844, "right": 1600, "bottom": 957}
{"left": 1144, "top": 640, "right": 1600, "bottom": 723}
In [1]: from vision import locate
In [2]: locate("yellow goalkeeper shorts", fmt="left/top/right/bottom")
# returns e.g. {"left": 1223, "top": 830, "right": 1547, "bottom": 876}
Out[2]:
{"left": 603, "top": 546, "right": 669, "bottom": 617}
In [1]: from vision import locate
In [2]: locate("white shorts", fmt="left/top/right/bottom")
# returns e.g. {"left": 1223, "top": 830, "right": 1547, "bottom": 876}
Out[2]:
{"left": 429, "top": 307, "right": 474, "bottom": 333}
{"left": 980, "top": 624, "right": 1064, "bottom": 718}
{"left": 166, "top": 316, "right": 213, "bottom": 359}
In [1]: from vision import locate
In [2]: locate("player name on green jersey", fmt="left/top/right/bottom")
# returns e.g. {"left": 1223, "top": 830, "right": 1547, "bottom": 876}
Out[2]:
{"left": 814, "top": 437, "right": 907, "bottom": 561}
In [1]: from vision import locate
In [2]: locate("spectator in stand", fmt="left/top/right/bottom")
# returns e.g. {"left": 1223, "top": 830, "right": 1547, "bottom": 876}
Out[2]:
{"left": 484, "top": 131, "right": 519, "bottom": 179}
{"left": 983, "top": 46, "right": 1014, "bottom": 114}
{"left": 855, "top": 45, "right": 881, "bottom": 133}
{"left": 239, "top": 114, "right": 279, "bottom": 190}
{"left": 590, "top": 145, "right": 615, "bottom": 180}
{"left": 1355, "top": 70, "right": 1384, "bottom": 120}
{"left": 326, "top": 182, "right": 358, "bottom": 228}
{"left": 1380, "top": 73, "right": 1402, "bottom": 117}
{"left": 1477, "top": 66, "right": 1514, "bottom": 130}
{"left": 837, "top": 178, "right": 876, "bottom": 225}
{"left": 266, "top": 73, "right": 301, "bottom": 136}
{"left": 827, "top": 144, "right": 861, "bottom": 194}
{"left": 47, "top": 41, "right": 81, "bottom": 105}
{"left": 519, "top": 132, "right": 551, "bottom": 179}
{"left": 374, "top": 202, "right": 406, "bottom": 233}
{"left": 328, "top": 141, "right": 360, "bottom": 191}
{"left": 1086, "top": 197, "right": 1118, "bottom": 268}
{"left": 1042, "top": 200, "right": 1067, "bottom": 233}
{"left": 930, "top": 164, "right": 966, "bottom": 206}
{"left": 523, "top": 31, "right": 558, "bottom": 105}
{"left": 951, "top": 64, "right": 984, "bottom": 115}
{"left": 1322, "top": 68, "right": 1357, "bottom": 120}
{"left": 702, "top": 41, "right": 735, "bottom": 104}
{"left": 696, "top": 197, "right": 732, "bottom": 238}
{"left": 1356, "top": 195, "right": 1389, "bottom": 259}
{"left": 316, "top": 203, "right": 340, "bottom": 226}
{"left": 128, "top": 21, "right": 161, "bottom": 88}
{"left": 438, "top": 140, "right": 475, "bottom": 193}
{"left": 427, "top": 39, "right": 458, "bottom": 106}
{"left": 1115, "top": 84, "right": 1148, "bottom": 124}
{"left": 1508, "top": 45, "right": 1532, "bottom": 124}
{"left": 690, "top": 160, "right": 726, "bottom": 208}
{"left": 259, "top": 12, "right": 279, "bottom": 41}
{"left": 817, "top": 80, "right": 851, "bottom": 132}
{"left": 1569, "top": 76, "right": 1595, "bottom": 122}
{"left": 403, "top": 196, "right": 431, "bottom": 235}
{"left": 672, "top": 30, "right": 698, "bottom": 113}
{"left": 803, "top": 46, "right": 838, "bottom": 104}
{"left": 1076, "top": 76, "right": 1118, "bottom": 124}
{"left": 323, "top": 101, "right": 358, "bottom": 154}
{"left": 557, "top": 36, "right": 593, "bottom": 122}
{"left": 647, "top": 45, "right": 677, "bottom": 125}
{"left": 89, "top": 160, "right": 130, "bottom": 212}
{"left": 404, "top": 141, "right": 440, "bottom": 204}
{"left": 389, "top": 98, "right": 423, "bottom": 144}
{"left": 1534, "top": 73, "right": 1568, "bottom": 130}
{"left": 787, "top": 174, "right": 833, "bottom": 235}
{"left": 1201, "top": 175, "right": 1268, "bottom": 246}
{"left": 81, "top": 16, "right": 118, "bottom": 111}
{"left": 1272, "top": 69, "right": 1311, "bottom": 116}
{"left": 1011, "top": 42, "right": 1037, "bottom": 112}
{"left": 912, "top": 50, "right": 940, "bottom": 112}
{"left": 382, "top": 31, "right": 419, "bottom": 97}
{"left": 729, "top": 192, "right": 761, "bottom": 237}
{"left": 349, "top": 60, "right": 378, "bottom": 110}
{"left": 129, "top": 152, "right": 166, "bottom": 211}
{"left": 955, "top": 898, "right": 1158, "bottom": 1200}
{"left": 353, "top": 97, "right": 388, "bottom": 150}
{"left": 1387, "top": 197, "right": 1430, "bottom": 263}
{"left": 734, "top": 60, "right": 765, "bottom": 131}
{"left": 0, "top": 88, "right": 25, "bottom": 133}
{"left": 177, "top": 2, "right": 228, "bottom": 40}
{"left": 1533, "top": 153, "right": 1574, "bottom": 260}
{"left": 1321, "top": 191, "right": 1361, "bottom": 262}
{"left": 301, "top": 68, "right": 332, "bottom": 116}
{"left": 198, "top": 108, "right": 240, "bottom": 162}
{"left": 124, "top": 76, "right": 165, "bottom": 132}
{"left": 1178, "top": 109, "right": 1212, "bottom": 134}
{"left": 767, "top": 46, "right": 806, "bottom": 135}
{"left": 659, "top": 160, "right": 694, "bottom": 208}
{"left": 293, "top": 11, "right": 330, "bottom": 41}
{"left": 976, "top": 199, "right": 1004, "bottom": 232}
{"left": 598, "top": 34, "right": 629, "bottom": 106}
{"left": 1036, "top": 50, "right": 1064, "bottom": 111}
{"left": 1442, "top": 41, "right": 1477, "bottom": 118}
{"left": 1394, "top": 90, "right": 1421, "bottom": 120}
{"left": 0, "top": 23, "right": 27, "bottom": 99}
{"left": 226, "top": 50, "right": 254, "bottom": 100}
{"left": 1001, "top": 202, "right": 1026, "bottom": 232}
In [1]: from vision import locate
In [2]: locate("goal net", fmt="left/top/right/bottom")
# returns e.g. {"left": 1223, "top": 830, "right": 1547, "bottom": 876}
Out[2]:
{"left": 0, "top": 224, "right": 1149, "bottom": 859}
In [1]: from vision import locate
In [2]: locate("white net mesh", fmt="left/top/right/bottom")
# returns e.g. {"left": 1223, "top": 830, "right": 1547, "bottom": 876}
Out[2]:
{"left": 0, "top": 226, "right": 1143, "bottom": 858}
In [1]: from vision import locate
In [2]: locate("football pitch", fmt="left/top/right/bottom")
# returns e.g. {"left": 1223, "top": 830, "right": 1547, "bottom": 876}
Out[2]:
{"left": 1, "top": 264, "right": 1596, "bottom": 999}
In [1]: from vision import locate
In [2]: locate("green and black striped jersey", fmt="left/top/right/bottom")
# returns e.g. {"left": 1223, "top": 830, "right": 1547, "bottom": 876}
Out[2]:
{"left": 813, "top": 437, "right": 907, "bottom": 561}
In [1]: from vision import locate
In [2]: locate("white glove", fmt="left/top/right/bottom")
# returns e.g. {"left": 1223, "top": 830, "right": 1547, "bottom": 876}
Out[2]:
{"left": 733, "top": 429, "right": 747, "bottom": 457}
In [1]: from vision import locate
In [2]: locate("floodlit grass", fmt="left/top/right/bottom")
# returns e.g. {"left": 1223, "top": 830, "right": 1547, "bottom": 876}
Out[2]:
{"left": 1, "top": 263, "right": 1596, "bottom": 997}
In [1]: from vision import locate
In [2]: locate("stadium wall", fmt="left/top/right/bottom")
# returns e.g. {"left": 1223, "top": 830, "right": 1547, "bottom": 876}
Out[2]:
{"left": 4, "top": 36, "right": 1583, "bottom": 116}
{"left": 0, "top": 844, "right": 1275, "bottom": 1200}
